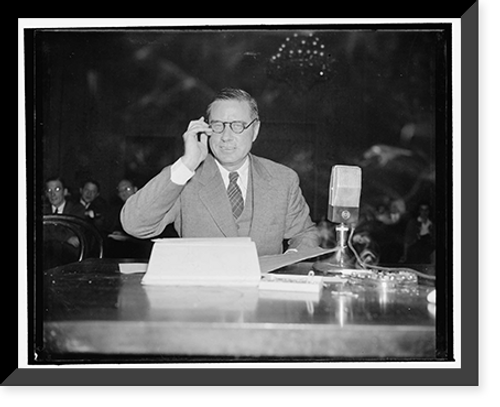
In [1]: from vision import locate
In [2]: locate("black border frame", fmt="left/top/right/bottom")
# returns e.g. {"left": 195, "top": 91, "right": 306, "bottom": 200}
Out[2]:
{"left": 7, "top": 9, "right": 479, "bottom": 385}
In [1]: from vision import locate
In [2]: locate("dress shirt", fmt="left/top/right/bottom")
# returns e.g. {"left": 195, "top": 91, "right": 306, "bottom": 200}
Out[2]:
{"left": 171, "top": 156, "right": 249, "bottom": 203}
{"left": 170, "top": 157, "right": 195, "bottom": 185}
{"left": 417, "top": 217, "right": 432, "bottom": 236}
{"left": 80, "top": 199, "right": 90, "bottom": 209}
{"left": 213, "top": 157, "right": 249, "bottom": 203}
{"left": 80, "top": 199, "right": 96, "bottom": 218}
{"left": 51, "top": 200, "right": 67, "bottom": 214}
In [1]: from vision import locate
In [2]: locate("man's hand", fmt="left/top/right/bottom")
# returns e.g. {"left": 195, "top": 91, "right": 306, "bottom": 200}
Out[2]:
{"left": 181, "top": 117, "right": 212, "bottom": 171}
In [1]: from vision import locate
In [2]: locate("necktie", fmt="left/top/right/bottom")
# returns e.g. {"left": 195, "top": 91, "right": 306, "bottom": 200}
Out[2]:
{"left": 227, "top": 171, "right": 244, "bottom": 219}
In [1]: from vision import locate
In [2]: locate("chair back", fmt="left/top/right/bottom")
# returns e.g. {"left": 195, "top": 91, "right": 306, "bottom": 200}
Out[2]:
{"left": 43, "top": 214, "right": 104, "bottom": 269}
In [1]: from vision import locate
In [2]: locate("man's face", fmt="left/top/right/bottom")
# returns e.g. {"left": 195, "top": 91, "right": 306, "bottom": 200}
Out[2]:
{"left": 117, "top": 180, "right": 136, "bottom": 202}
{"left": 208, "top": 100, "right": 260, "bottom": 171}
{"left": 45, "top": 180, "right": 66, "bottom": 207}
{"left": 419, "top": 205, "right": 430, "bottom": 219}
{"left": 81, "top": 182, "right": 99, "bottom": 204}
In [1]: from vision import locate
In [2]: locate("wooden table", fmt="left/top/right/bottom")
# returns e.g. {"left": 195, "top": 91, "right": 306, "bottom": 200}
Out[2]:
{"left": 39, "top": 258, "right": 436, "bottom": 362}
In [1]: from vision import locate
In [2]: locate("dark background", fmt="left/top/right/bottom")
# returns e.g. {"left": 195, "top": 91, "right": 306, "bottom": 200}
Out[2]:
{"left": 34, "top": 26, "right": 446, "bottom": 224}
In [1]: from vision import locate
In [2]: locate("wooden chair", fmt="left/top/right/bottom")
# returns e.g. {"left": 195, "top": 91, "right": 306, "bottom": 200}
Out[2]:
{"left": 43, "top": 214, "right": 104, "bottom": 270}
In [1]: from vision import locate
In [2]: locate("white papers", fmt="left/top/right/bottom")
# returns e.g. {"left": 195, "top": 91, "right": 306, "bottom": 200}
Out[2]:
{"left": 259, "top": 273, "right": 324, "bottom": 293}
{"left": 121, "top": 243, "right": 337, "bottom": 279}
{"left": 258, "top": 246, "right": 338, "bottom": 273}
{"left": 118, "top": 262, "right": 148, "bottom": 274}
{"left": 141, "top": 237, "right": 261, "bottom": 287}
{"left": 124, "top": 238, "right": 337, "bottom": 286}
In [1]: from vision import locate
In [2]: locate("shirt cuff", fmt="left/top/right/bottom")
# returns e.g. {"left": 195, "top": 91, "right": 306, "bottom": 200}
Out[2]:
{"left": 170, "top": 157, "right": 195, "bottom": 185}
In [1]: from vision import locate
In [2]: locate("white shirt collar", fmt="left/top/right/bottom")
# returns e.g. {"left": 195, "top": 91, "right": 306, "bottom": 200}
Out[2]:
{"left": 80, "top": 198, "right": 90, "bottom": 209}
{"left": 417, "top": 216, "right": 432, "bottom": 225}
{"left": 52, "top": 200, "right": 66, "bottom": 214}
{"left": 214, "top": 156, "right": 249, "bottom": 201}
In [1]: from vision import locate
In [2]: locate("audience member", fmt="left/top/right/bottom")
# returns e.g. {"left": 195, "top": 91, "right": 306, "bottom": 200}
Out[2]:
{"left": 367, "top": 198, "right": 409, "bottom": 263}
{"left": 117, "top": 179, "right": 138, "bottom": 203}
{"left": 109, "top": 179, "right": 138, "bottom": 234}
{"left": 107, "top": 178, "right": 154, "bottom": 259}
{"left": 377, "top": 199, "right": 406, "bottom": 225}
{"left": 43, "top": 176, "right": 85, "bottom": 217}
{"left": 42, "top": 176, "right": 85, "bottom": 269}
{"left": 78, "top": 179, "right": 110, "bottom": 234}
{"left": 401, "top": 202, "right": 435, "bottom": 264}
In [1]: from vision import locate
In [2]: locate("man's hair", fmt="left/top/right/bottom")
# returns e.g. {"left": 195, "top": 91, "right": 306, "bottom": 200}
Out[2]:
{"left": 206, "top": 88, "right": 259, "bottom": 120}
{"left": 81, "top": 178, "right": 101, "bottom": 192}
{"left": 45, "top": 175, "right": 66, "bottom": 189}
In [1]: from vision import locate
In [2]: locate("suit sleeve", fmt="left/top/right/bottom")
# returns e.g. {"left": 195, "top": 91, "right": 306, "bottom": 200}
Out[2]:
{"left": 66, "top": 201, "right": 86, "bottom": 219}
{"left": 120, "top": 165, "right": 184, "bottom": 239}
{"left": 284, "top": 171, "right": 321, "bottom": 250}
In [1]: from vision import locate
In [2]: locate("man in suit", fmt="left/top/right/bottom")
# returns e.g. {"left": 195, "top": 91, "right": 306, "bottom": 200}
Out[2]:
{"left": 43, "top": 176, "right": 86, "bottom": 268}
{"left": 78, "top": 179, "right": 111, "bottom": 235}
{"left": 121, "top": 88, "right": 320, "bottom": 256}
{"left": 43, "top": 176, "right": 86, "bottom": 217}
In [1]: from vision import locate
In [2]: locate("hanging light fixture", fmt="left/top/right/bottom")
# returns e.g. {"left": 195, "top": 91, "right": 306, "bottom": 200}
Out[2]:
{"left": 267, "top": 32, "right": 333, "bottom": 93}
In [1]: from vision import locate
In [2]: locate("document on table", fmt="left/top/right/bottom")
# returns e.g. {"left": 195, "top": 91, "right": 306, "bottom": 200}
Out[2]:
{"left": 142, "top": 237, "right": 261, "bottom": 286}
{"left": 259, "top": 246, "right": 338, "bottom": 274}
{"left": 118, "top": 262, "right": 148, "bottom": 274}
{"left": 118, "top": 242, "right": 338, "bottom": 277}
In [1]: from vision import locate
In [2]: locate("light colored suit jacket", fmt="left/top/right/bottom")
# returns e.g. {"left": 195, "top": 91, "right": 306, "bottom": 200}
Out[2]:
{"left": 121, "top": 154, "right": 319, "bottom": 256}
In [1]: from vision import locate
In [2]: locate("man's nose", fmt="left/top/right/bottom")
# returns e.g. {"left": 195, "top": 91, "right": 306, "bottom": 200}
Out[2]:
{"left": 221, "top": 127, "right": 234, "bottom": 141}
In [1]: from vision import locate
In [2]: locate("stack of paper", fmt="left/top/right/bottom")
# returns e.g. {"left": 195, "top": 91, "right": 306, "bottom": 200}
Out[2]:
{"left": 259, "top": 273, "right": 324, "bottom": 293}
{"left": 118, "top": 262, "right": 148, "bottom": 274}
{"left": 258, "top": 246, "right": 338, "bottom": 273}
{"left": 141, "top": 237, "right": 261, "bottom": 286}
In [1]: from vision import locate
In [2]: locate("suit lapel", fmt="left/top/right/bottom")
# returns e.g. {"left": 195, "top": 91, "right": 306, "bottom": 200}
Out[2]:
{"left": 198, "top": 155, "right": 238, "bottom": 237}
{"left": 248, "top": 155, "right": 275, "bottom": 242}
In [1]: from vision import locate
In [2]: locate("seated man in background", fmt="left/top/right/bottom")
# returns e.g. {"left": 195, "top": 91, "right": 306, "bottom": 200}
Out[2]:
{"left": 107, "top": 178, "right": 154, "bottom": 259}
{"left": 117, "top": 179, "right": 138, "bottom": 203}
{"left": 121, "top": 88, "right": 320, "bottom": 256}
{"left": 43, "top": 176, "right": 86, "bottom": 269}
{"left": 79, "top": 178, "right": 110, "bottom": 235}
{"left": 402, "top": 202, "right": 435, "bottom": 264}
{"left": 43, "top": 176, "right": 85, "bottom": 217}
{"left": 109, "top": 179, "right": 138, "bottom": 234}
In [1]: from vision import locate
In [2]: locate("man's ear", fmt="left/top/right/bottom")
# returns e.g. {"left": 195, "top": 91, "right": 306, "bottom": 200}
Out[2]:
{"left": 252, "top": 120, "right": 261, "bottom": 142}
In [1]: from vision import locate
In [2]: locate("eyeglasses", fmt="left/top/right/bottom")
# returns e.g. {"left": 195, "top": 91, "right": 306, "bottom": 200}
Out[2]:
{"left": 209, "top": 118, "right": 258, "bottom": 134}
{"left": 46, "top": 187, "right": 62, "bottom": 193}
{"left": 117, "top": 187, "right": 134, "bottom": 192}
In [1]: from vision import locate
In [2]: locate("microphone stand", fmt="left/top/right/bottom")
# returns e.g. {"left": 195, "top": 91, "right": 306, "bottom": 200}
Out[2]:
{"left": 313, "top": 222, "right": 356, "bottom": 274}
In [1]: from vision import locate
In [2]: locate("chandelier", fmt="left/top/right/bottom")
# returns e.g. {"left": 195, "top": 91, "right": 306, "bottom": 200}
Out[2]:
{"left": 267, "top": 32, "right": 333, "bottom": 93}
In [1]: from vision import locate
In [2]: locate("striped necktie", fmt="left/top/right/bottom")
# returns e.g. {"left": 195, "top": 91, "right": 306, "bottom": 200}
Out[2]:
{"left": 227, "top": 171, "right": 244, "bottom": 219}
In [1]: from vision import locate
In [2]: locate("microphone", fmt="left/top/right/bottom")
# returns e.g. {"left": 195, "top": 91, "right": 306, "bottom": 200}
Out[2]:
{"left": 327, "top": 165, "right": 362, "bottom": 225}
{"left": 313, "top": 165, "right": 362, "bottom": 273}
